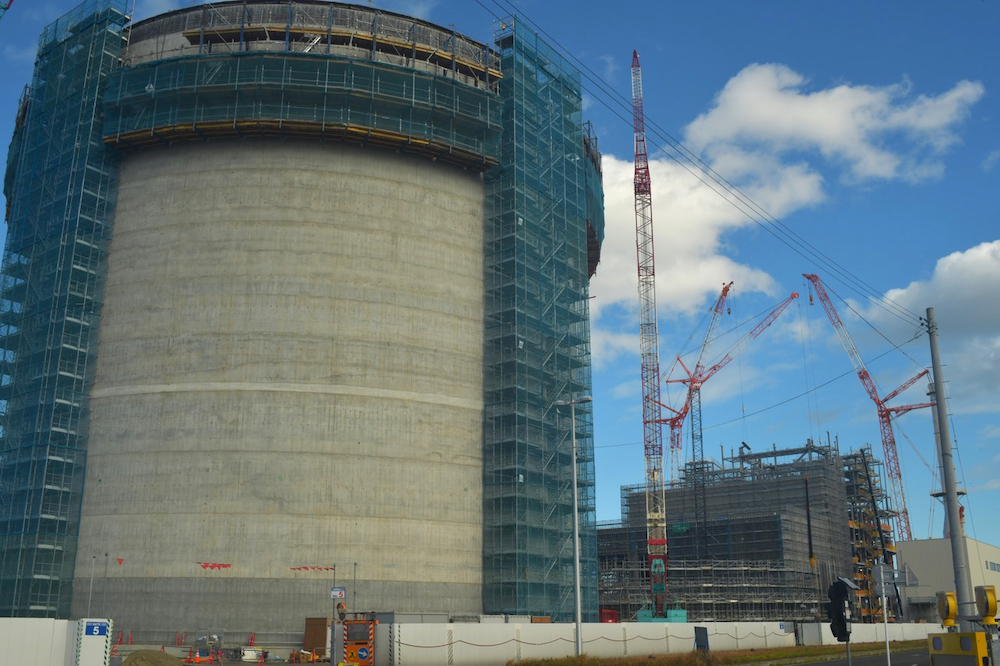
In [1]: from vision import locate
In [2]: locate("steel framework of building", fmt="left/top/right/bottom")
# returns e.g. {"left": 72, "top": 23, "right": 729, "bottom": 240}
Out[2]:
{"left": 843, "top": 449, "right": 898, "bottom": 622}
{"left": 0, "top": 0, "right": 129, "bottom": 617}
{"left": 598, "top": 440, "right": 896, "bottom": 623}
{"left": 481, "top": 18, "right": 604, "bottom": 621}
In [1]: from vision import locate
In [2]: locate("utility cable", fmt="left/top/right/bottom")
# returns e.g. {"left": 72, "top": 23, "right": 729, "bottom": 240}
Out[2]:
{"left": 820, "top": 279, "right": 929, "bottom": 371}
{"left": 478, "top": 0, "right": 924, "bottom": 329}
{"left": 704, "top": 330, "right": 925, "bottom": 430}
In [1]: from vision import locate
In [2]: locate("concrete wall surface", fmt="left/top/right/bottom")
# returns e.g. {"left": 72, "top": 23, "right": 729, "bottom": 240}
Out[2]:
{"left": 72, "top": 138, "right": 486, "bottom": 638}
{"left": 378, "top": 621, "right": 795, "bottom": 665}
{"left": 797, "top": 621, "right": 941, "bottom": 646}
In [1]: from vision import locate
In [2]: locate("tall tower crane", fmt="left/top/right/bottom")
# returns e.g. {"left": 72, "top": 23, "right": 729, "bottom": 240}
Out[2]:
{"left": 666, "top": 288, "right": 799, "bottom": 555}
{"left": 803, "top": 273, "right": 933, "bottom": 542}
{"left": 0, "top": 1, "right": 13, "bottom": 20}
{"left": 631, "top": 50, "right": 668, "bottom": 618}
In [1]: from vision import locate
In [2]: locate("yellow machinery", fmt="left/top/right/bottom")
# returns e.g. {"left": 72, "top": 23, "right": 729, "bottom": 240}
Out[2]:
{"left": 928, "top": 586, "right": 998, "bottom": 666}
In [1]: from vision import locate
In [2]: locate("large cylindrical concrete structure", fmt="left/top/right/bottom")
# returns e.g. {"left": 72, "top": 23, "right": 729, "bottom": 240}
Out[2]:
{"left": 70, "top": 0, "right": 502, "bottom": 638}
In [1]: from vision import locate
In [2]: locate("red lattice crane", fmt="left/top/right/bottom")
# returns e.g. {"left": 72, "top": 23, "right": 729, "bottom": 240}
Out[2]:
{"left": 803, "top": 273, "right": 933, "bottom": 542}
{"left": 664, "top": 287, "right": 798, "bottom": 557}
{"left": 631, "top": 50, "right": 668, "bottom": 617}
{"left": 665, "top": 288, "right": 799, "bottom": 467}
{"left": 0, "top": 1, "right": 14, "bottom": 19}
{"left": 662, "top": 281, "right": 733, "bottom": 481}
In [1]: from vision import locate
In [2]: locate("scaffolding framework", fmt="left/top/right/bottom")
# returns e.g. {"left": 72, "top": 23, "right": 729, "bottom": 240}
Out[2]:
{"left": 106, "top": 1, "right": 502, "bottom": 169}
{"left": 481, "top": 18, "right": 603, "bottom": 621}
{"left": 0, "top": 0, "right": 128, "bottom": 617}
{"left": 844, "top": 449, "right": 897, "bottom": 622}
{"left": 599, "top": 441, "right": 861, "bottom": 622}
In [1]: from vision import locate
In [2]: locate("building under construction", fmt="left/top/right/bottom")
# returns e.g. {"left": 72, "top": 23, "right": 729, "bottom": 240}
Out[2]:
{"left": 0, "top": 0, "right": 603, "bottom": 638}
{"left": 598, "top": 441, "right": 897, "bottom": 622}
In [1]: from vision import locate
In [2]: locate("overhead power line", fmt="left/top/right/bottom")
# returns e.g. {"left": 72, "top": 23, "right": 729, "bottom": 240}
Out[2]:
{"left": 478, "top": 0, "right": 925, "bottom": 331}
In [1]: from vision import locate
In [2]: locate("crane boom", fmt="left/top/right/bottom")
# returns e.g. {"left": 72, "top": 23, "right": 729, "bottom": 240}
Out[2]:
{"left": 666, "top": 289, "right": 798, "bottom": 556}
{"left": 631, "top": 50, "right": 667, "bottom": 618}
{"left": 666, "top": 290, "right": 799, "bottom": 461}
{"left": 663, "top": 282, "right": 732, "bottom": 485}
{"left": 803, "top": 274, "right": 932, "bottom": 542}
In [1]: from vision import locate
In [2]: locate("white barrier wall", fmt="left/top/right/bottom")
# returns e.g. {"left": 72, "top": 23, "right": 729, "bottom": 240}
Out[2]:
{"left": 0, "top": 618, "right": 113, "bottom": 666}
{"left": 797, "top": 621, "right": 941, "bottom": 646}
{"left": 384, "top": 621, "right": 796, "bottom": 666}
{"left": 0, "top": 618, "right": 73, "bottom": 666}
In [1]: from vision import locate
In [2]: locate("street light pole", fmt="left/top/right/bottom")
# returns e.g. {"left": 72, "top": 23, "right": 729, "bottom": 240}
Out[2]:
{"left": 554, "top": 395, "right": 592, "bottom": 657}
{"left": 88, "top": 555, "right": 96, "bottom": 616}
{"left": 103, "top": 552, "right": 109, "bottom": 618}
{"left": 88, "top": 554, "right": 96, "bottom": 616}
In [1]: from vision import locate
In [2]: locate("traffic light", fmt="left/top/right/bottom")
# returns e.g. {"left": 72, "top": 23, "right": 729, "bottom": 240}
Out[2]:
{"left": 827, "top": 580, "right": 852, "bottom": 642}
{"left": 336, "top": 601, "right": 347, "bottom": 621}
{"left": 975, "top": 585, "right": 997, "bottom": 626}
{"left": 936, "top": 591, "right": 957, "bottom": 627}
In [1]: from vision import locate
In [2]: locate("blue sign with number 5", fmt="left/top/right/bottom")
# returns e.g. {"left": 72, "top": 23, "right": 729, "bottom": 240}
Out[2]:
{"left": 85, "top": 621, "right": 108, "bottom": 636}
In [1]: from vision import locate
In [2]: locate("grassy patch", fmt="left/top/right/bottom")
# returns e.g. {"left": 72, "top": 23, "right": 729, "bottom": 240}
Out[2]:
{"left": 507, "top": 640, "right": 927, "bottom": 666}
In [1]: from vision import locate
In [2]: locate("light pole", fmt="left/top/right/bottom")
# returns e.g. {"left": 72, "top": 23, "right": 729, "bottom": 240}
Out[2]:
{"left": 102, "top": 552, "right": 109, "bottom": 618}
{"left": 88, "top": 554, "right": 96, "bottom": 616}
{"left": 553, "top": 395, "right": 591, "bottom": 657}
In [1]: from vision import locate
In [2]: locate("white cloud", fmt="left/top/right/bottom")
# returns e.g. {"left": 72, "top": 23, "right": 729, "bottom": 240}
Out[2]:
{"left": 685, "top": 64, "right": 983, "bottom": 184}
{"left": 610, "top": 379, "right": 639, "bottom": 402}
{"left": 589, "top": 65, "right": 985, "bottom": 370}
{"left": 591, "top": 328, "right": 638, "bottom": 370}
{"left": 983, "top": 150, "right": 1000, "bottom": 172}
{"left": 871, "top": 241, "right": 1000, "bottom": 414}
{"left": 590, "top": 155, "right": 783, "bottom": 326}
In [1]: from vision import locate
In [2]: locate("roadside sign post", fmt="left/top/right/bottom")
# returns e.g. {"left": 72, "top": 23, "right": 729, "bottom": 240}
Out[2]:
{"left": 331, "top": 585, "right": 347, "bottom": 661}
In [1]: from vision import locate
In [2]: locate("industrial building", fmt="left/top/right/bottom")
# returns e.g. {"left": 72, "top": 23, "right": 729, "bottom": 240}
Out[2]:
{"left": 598, "top": 442, "right": 898, "bottom": 623}
{"left": 896, "top": 537, "right": 1000, "bottom": 623}
{"left": 0, "top": 0, "right": 604, "bottom": 640}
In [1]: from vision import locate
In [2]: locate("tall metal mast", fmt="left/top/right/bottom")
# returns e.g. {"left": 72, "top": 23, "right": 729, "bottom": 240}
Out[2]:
{"left": 631, "top": 50, "right": 667, "bottom": 617}
{"left": 804, "top": 274, "right": 932, "bottom": 542}
{"left": 668, "top": 289, "right": 798, "bottom": 555}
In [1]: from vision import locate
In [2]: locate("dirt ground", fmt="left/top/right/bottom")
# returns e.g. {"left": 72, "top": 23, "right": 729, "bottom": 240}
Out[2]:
{"left": 121, "top": 650, "right": 184, "bottom": 666}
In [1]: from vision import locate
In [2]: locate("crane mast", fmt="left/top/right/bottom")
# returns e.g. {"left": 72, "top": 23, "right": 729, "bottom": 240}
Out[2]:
{"left": 686, "top": 282, "right": 732, "bottom": 558}
{"left": 803, "top": 274, "right": 933, "bottom": 542}
{"left": 631, "top": 50, "right": 667, "bottom": 617}
{"left": 666, "top": 289, "right": 799, "bottom": 555}
{"left": 663, "top": 282, "right": 733, "bottom": 485}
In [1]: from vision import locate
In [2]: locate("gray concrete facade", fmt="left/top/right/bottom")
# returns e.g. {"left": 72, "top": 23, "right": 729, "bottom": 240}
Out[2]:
{"left": 71, "top": 138, "right": 486, "bottom": 637}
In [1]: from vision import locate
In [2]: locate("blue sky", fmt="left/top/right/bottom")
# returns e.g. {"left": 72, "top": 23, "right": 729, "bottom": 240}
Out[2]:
{"left": 2, "top": 1, "right": 998, "bottom": 551}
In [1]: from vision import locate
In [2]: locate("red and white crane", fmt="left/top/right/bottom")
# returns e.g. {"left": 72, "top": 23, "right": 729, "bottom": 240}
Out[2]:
{"left": 664, "top": 287, "right": 798, "bottom": 555}
{"left": 803, "top": 273, "right": 933, "bottom": 542}
{"left": 631, "top": 50, "right": 668, "bottom": 617}
{"left": 666, "top": 288, "right": 799, "bottom": 469}
{"left": 663, "top": 281, "right": 732, "bottom": 482}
